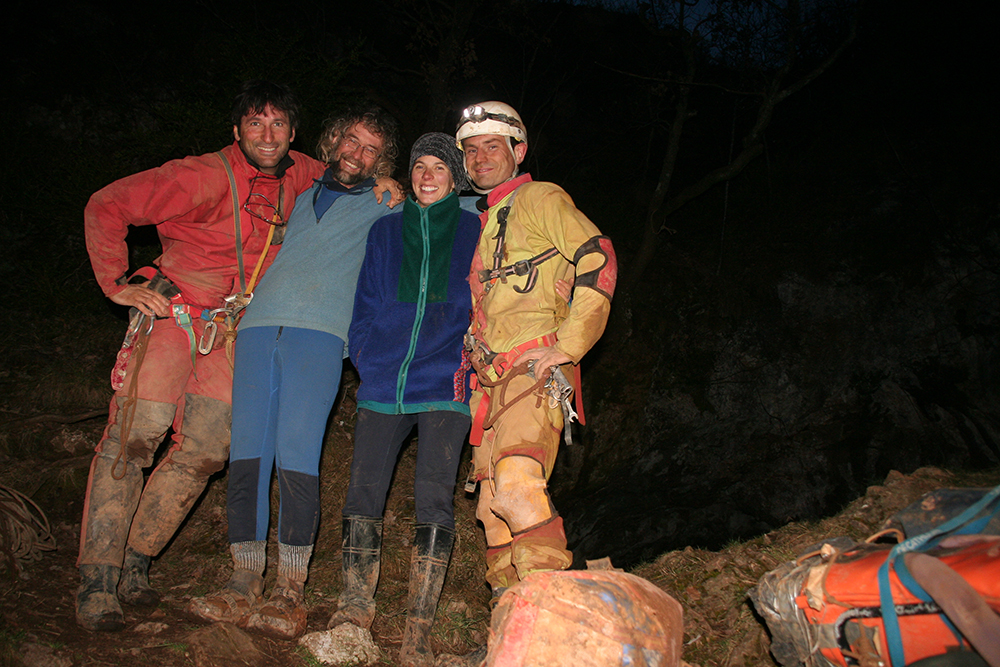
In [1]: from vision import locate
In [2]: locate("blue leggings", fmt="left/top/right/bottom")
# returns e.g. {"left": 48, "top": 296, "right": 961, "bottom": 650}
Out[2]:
{"left": 227, "top": 326, "right": 344, "bottom": 546}
{"left": 343, "top": 408, "right": 470, "bottom": 528}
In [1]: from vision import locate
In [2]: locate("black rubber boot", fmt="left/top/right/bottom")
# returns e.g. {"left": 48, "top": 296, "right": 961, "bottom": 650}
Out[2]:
{"left": 118, "top": 546, "right": 160, "bottom": 606}
{"left": 490, "top": 586, "right": 507, "bottom": 611}
{"left": 327, "top": 515, "right": 383, "bottom": 629}
{"left": 76, "top": 564, "right": 125, "bottom": 631}
{"left": 399, "top": 523, "right": 455, "bottom": 667}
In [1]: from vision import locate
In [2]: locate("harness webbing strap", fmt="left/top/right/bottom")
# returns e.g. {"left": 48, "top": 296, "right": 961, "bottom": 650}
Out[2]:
{"left": 212, "top": 152, "right": 283, "bottom": 367}
{"left": 877, "top": 484, "right": 1000, "bottom": 666}
{"left": 478, "top": 187, "right": 559, "bottom": 294}
{"left": 468, "top": 334, "right": 558, "bottom": 446}
{"left": 172, "top": 305, "right": 199, "bottom": 372}
{"left": 111, "top": 323, "right": 151, "bottom": 480}
{"left": 215, "top": 152, "right": 247, "bottom": 294}
{"left": 477, "top": 247, "right": 561, "bottom": 289}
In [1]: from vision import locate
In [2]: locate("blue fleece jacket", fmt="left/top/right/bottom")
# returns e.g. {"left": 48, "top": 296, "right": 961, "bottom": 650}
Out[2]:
{"left": 349, "top": 192, "right": 480, "bottom": 414}
{"left": 239, "top": 173, "right": 393, "bottom": 339}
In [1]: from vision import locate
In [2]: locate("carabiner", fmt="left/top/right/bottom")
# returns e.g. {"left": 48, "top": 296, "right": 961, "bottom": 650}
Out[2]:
{"left": 198, "top": 320, "right": 218, "bottom": 355}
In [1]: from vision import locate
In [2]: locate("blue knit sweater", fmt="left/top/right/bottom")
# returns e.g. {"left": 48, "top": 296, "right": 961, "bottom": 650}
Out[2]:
{"left": 349, "top": 192, "right": 480, "bottom": 414}
{"left": 240, "top": 174, "right": 393, "bottom": 340}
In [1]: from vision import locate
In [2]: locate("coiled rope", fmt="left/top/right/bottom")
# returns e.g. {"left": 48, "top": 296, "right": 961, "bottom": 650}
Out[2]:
{"left": 0, "top": 484, "right": 57, "bottom": 574}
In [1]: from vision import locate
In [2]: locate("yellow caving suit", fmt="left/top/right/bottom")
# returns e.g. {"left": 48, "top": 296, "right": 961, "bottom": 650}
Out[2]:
{"left": 467, "top": 173, "right": 616, "bottom": 593}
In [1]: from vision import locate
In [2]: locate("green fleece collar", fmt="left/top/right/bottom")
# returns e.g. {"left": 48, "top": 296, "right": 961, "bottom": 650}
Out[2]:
{"left": 398, "top": 193, "right": 461, "bottom": 303}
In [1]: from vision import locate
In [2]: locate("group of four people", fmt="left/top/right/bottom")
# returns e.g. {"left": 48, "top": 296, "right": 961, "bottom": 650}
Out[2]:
{"left": 78, "top": 81, "right": 617, "bottom": 666}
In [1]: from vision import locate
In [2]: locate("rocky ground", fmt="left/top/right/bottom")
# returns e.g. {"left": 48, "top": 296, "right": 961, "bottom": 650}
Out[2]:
{"left": 2, "top": 377, "right": 997, "bottom": 667}
{"left": 0, "top": 391, "right": 485, "bottom": 667}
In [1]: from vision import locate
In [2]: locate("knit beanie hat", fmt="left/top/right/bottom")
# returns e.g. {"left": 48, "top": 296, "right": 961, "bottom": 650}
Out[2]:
{"left": 409, "top": 132, "right": 469, "bottom": 194}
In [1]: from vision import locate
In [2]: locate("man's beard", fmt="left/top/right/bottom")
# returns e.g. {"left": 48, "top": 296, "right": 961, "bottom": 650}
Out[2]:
{"left": 331, "top": 154, "right": 372, "bottom": 186}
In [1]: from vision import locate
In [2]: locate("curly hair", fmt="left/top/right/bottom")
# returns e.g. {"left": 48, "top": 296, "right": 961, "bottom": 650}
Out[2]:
{"left": 231, "top": 80, "right": 300, "bottom": 130}
{"left": 315, "top": 105, "right": 400, "bottom": 180}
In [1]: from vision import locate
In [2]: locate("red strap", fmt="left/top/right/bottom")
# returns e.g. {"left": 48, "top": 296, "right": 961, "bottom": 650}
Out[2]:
{"left": 470, "top": 333, "right": 586, "bottom": 443}
{"left": 572, "top": 363, "right": 586, "bottom": 426}
{"left": 491, "top": 333, "right": 558, "bottom": 376}
{"left": 470, "top": 388, "right": 490, "bottom": 446}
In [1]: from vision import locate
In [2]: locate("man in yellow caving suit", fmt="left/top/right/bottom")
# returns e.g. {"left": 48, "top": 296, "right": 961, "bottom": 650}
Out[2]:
{"left": 457, "top": 101, "right": 618, "bottom": 605}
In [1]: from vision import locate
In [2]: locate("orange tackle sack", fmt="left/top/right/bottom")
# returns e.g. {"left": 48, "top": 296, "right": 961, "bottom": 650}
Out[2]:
{"left": 751, "top": 486, "right": 1000, "bottom": 667}
{"left": 486, "top": 563, "right": 684, "bottom": 667}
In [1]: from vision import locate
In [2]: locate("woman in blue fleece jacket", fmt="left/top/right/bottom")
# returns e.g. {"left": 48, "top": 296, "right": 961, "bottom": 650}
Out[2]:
{"left": 330, "top": 133, "right": 479, "bottom": 667}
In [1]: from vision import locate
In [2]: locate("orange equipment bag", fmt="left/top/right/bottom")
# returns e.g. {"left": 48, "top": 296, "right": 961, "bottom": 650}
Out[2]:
{"left": 751, "top": 485, "right": 1000, "bottom": 667}
{"left": 486, "top": 566, "right": 684, "bottom": 667}
{"left": 795, "top": 539, "right": 1000, "bottom": 667}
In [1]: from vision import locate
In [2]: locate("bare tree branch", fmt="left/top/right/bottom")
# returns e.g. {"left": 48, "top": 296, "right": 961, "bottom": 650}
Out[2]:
{"left": 620, "top": 0, "right": 861, "bottom": 296}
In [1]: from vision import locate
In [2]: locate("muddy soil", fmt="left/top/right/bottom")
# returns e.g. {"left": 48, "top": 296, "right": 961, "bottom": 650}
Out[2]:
{"left": 1, "top": 380, "right": 491, "bottom": 667}
{"left": 2, "top": 391, "right": 998, "bottom": 667}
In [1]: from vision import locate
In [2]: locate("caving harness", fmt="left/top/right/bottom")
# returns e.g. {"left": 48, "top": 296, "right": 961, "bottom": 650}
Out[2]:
{"left": 108, "top": 153, "right": 282, "bottom": 478}
{"left": 466, "top": 335, "right": 579, "bottom": 440}
{"left": 476, "top": 188, "right": 560, "bottom": 295}
{"left": 177, "top": 154, "right": 281, "bottom": 364}
{"left": 463, "top": 187, "right": 585, "bottom": 495}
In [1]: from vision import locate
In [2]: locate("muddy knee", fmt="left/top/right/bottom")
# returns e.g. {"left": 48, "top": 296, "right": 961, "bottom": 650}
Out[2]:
{"left": 103, "top": 398, "right": 176, "bottom": 469}
{"left": 171, "top": 394, "right": 232, "bottom": 474}
{"left": 489, "top": 456, "right": 555, "bottom": 534}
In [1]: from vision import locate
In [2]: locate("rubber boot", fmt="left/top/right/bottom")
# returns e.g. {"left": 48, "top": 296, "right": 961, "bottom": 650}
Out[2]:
{"left": 399, "top": 523, "right": 455, "bottom": 667}
{"left": 246, "top": 543, "right": 311, "bottom": 639}
{"left": 327, "top": 516, "right": 382, "bottom": 629}
{"left": 76, "top": 564, "right": 125, "bottom": 632}
{"left": 118, "top": 546, "right": 160, "bottom": 606}
{"left": 490, "top": 586, "right": 507, "bottom": 611}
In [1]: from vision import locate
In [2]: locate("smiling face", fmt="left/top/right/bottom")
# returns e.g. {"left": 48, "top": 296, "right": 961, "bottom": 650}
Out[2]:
{"left": 233, "top": 104, "right": 295, "bottom": 175}
{"left": 411, "top": 155, "right": 455, "bottom": 207}
{"left": 330, "top": 122, "right": 384, "bottom": 187}
{"left": 461, "top": 133, "right": 526, "bottom": 191}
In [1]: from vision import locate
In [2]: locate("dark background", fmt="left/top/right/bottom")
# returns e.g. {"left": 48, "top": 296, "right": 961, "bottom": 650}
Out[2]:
{"left": 2, "top": 0, "right": 997, "bottom": 568}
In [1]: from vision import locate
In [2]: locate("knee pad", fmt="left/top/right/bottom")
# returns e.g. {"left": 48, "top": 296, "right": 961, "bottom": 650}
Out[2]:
{"left": 489, "top": 456, "right": 555, "bottom": 534}
{"left": 176, "top": 394, "right": 232, "bottom": 473}
{"left": 104, "top": 397, "right": 176, "bottom": 468}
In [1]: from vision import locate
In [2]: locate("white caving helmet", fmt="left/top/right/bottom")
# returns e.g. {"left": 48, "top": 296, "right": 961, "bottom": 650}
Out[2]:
{"left": 456, "top": 102, "right": 527, "bottom": 192}
{"left": 455, "top": 101, "right": 527, "bottom": 148}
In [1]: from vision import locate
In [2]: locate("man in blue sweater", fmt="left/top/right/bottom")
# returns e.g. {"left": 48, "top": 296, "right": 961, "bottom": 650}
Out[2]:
{"left": 188, "top": 106, "right": 401, "bottom": 639}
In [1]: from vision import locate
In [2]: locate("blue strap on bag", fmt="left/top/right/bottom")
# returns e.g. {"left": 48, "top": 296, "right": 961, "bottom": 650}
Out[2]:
{"left": 877, "top": 483, "right": 1000, "bottom": 666}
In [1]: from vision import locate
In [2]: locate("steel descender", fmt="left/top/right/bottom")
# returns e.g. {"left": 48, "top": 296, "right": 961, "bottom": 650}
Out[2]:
{"left": 127, "top": 309, "right": 155, "bottom": 338}
{"left": 527, "top": 360, "right": 578, "bottom": 446}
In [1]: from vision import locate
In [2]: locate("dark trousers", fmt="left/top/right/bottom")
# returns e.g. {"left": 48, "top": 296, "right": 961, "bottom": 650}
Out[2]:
{"left": 344, "top": 409, "right": 470, "bottom": 528}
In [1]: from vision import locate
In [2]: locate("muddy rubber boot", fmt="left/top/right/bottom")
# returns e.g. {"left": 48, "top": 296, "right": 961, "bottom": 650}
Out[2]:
{"left": 327, "top": 515, "right": 382, "bottom": 629}
{"left": 187, "top": 541, "right": 266, "bottom": 626}
{"left": 246, "top": 543, "right": 311, "bottom": 640}
{"left": 76, "top": 564, "right": 125, "bottom": 632}
{"left": 118, "top": 546, "right": 160, "bottom": 607}
{"left": 399, "top": 524, "right": 455, "bottom": 667}
{"left": 489, "top": 587, "right": 507, "bottom": 611}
